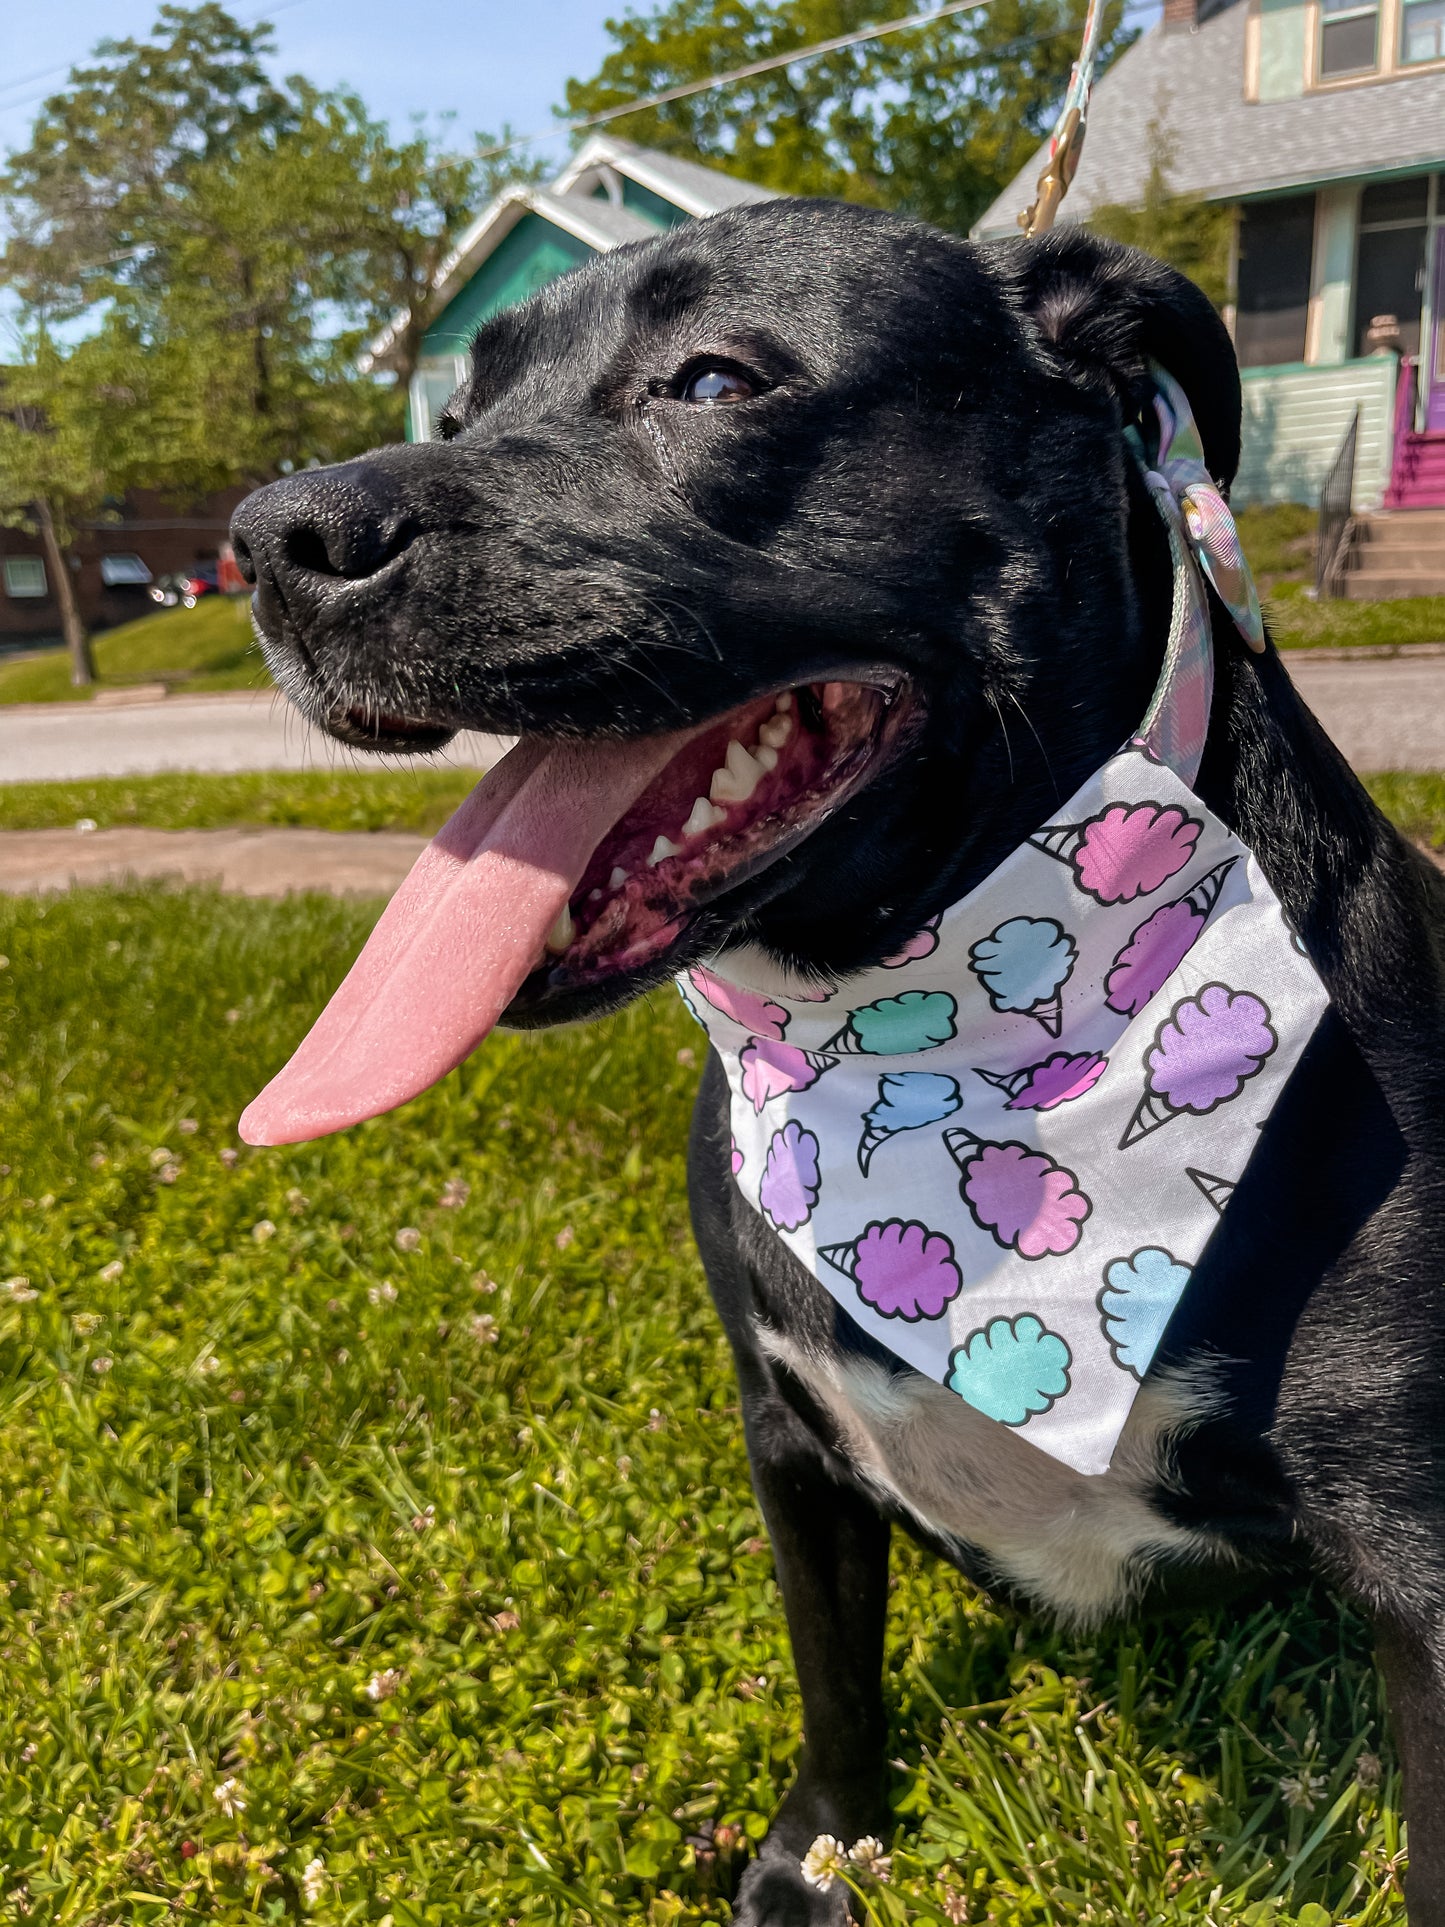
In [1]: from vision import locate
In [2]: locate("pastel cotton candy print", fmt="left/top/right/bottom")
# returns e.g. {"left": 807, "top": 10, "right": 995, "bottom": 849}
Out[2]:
{"left": 1098, "top": 1247, "right": 1192, "bottom": 1377}
{"left": 968, "top": 917, "right": 1076, "bottom": 1037}
{"left": 1122, "top": 982, "right": 1277, "bottom": 1146}
{"left": 820, "top": 1219, "right": 963, "bottom": 1322}
{"left": 944, "top": 1129, "right": 1091, "bottom": 1258}
{"left": 1032, "top": 801, "right": 1201, "bottom": 904}
{"left": 857, "top": 1071, "right": 962, "bottom": 1174}
{"left": 826, "top": 989, "right": 957, "bottom": 1057}
{"left": 882, "top": 917, "right": 941, "bottom": 968}
{"left": 974, "top": 1050, "right": 1107, "bottom": 1112}
{"left": 739, "top": 1037, "right": 827, "bottom": 1113}
{"left": 1105, "top": 858, "right": 1239, "bottom": 1017}
{"left": 687, "top": 966, "right": 788, "bottom": 1042}
{"left": 946, "top": 1314, "right": 1072, "bottom": 1425}
{"left": 759, "top": 1121, "right": 821, "bottom": 1231}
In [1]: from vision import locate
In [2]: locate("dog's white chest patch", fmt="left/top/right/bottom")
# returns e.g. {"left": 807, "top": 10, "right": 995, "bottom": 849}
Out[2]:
{"left": 759, "top": 1328, "right": 1226, "bottom": 1626}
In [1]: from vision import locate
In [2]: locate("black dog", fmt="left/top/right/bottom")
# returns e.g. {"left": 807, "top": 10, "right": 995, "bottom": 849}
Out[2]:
{"left": 231, "top": 201, "right": 1445, "bottom": 1922}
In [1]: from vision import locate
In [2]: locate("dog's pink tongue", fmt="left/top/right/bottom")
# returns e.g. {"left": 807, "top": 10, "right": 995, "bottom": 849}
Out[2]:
{"left": 239, "top": 730, "right": 688, "bottom": 1146}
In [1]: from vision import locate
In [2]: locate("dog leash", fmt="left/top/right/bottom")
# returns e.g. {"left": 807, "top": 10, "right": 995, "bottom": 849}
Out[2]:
{"left": 1018, "top": 0, "right": 1108, "bottom": 236}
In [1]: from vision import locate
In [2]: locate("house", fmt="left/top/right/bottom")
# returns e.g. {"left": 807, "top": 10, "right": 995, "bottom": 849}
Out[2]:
{"left": 0, "top": 487, "right": 248, "bottom": 649}
{"left": 363, "top": 135, "right": 779, "bottom": 444}
{"left": 974, "top": 0, "right": 1445, "bottom": 588}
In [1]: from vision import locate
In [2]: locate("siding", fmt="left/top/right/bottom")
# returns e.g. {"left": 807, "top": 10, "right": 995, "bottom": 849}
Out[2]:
{"left": 419, "top": 214, "right": 594, "bottom": 359}
{"left": 1233, "top": 355, "right": 1398, "bottom": 507}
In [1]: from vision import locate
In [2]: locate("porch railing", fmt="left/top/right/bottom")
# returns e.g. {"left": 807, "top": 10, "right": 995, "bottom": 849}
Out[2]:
{"left": 1315, "top": 406, "right": 1360, "bottom": 600}
{"left": 1384, "top": 355, "right": 1419, "bottom": 508}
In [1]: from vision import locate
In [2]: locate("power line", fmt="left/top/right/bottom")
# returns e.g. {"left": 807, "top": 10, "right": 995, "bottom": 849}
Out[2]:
{"left": 0, "top": 0, "right": 315, "bottom": 116}
{"left": 478, "top": 0, "right": 1014, "bottom": 161}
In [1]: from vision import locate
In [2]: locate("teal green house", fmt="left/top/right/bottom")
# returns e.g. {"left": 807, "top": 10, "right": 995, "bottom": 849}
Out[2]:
{"left": 364, "top": 136, "right": 777, "bottom": 445}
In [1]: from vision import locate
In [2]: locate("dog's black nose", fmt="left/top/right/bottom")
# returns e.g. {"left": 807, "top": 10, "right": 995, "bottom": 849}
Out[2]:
{"left": 230, "top": 465, "right": 420, "bottom": 628}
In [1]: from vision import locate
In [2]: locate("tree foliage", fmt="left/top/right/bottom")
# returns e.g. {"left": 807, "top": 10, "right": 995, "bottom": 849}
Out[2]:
{"left": 563, "top": 0, "right": 1134, "bottom": 238}
{"left": 0, "top": 3, "right": 539, "bottom": 491}
{"left": 1086, "top": 118, "right": 1232, "bottom": 309}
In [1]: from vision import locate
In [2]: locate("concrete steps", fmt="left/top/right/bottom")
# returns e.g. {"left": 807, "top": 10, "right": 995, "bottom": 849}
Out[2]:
{"left": 1343, "top": 507, "right": 1445, "bottom": 600}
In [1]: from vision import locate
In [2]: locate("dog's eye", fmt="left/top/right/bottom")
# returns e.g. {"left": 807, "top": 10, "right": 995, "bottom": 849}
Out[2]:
{"left": 680, "top": 362, "right": 756, "bottom": 406}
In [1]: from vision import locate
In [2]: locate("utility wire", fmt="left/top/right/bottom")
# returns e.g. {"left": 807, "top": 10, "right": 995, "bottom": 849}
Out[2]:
{"left": 478, "top": 0, "right": 1011, "bottom": 161}
{"left": 0, "top": 0, "right": 314, "bottom": 114}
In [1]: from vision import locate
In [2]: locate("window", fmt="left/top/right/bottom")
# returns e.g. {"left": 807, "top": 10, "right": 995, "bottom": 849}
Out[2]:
{"left": 408, "top": 357, "right": 467, "bottom": 442}
{"left": 1319, "top": 0, "right": 1379, "bottom": 74}
{"left": 1354, "top": 176, "right": 1430, "bottom": 356}
{"left": 99, "top": 552, "right": 151, "bottom": 586}
{"left": 3, "top": 556, "right": 47, "bottom": 599}
{"left": 1401, "top": 0, "right": 1445, "bottom": 59}
{"left": 1235, "top": 195, "right": 1317, "bottom": 368}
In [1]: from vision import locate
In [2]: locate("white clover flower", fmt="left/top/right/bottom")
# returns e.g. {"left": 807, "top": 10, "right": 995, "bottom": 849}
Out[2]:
{"left": 363, "top": 1668, "right": 401, "bottom": 1702}
{"left": 848, "top": 1836, "right": 892, "bottom": 1882}
{"left": 98, "top": 1260, "right": 123, "bottom": 1283}
{"left": 1280, "top": 1769, "right": 1328, "bottom": 1810}
{"left": 367, "top": 1280, "right": 398, "bottom": 1306}
{"left": 394, "top": 1226, "right": 421, "bottom": 1252}
{"left": 1, "top": 1278, "right": 37, "bottom": 1304}
{"left": 251, "top": 1220, "right": 276, "bottom": 1243}
{"left": 801, "top": 1835, "right": 846, "bottom": 1892}
{"left": 300, "top": 1855, "right": 326, "bottom": 1907}
{"left": 212, "top": 1776, "right": 246, "bottom": 1817}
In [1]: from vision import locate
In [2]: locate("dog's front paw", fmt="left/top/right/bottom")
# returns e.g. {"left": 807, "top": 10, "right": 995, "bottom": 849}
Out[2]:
{"left": 731, "top": 1846, "right": 853, "bottom": 1926}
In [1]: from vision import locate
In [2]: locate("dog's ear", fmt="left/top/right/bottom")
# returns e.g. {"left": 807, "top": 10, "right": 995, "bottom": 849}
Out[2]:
{"left": 999, "top": 228, "right": 1241, "bottom": 489}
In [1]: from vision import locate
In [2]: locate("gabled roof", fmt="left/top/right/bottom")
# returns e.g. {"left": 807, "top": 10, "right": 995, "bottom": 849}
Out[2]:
{"left": 973, "top": 2, "right": 1445, "bottom": 237}
{"left": 553, "top": 133, "right": 781, "bottom": 217}
{"left": 363, "top": 135, "right": 779, "bottom": 373}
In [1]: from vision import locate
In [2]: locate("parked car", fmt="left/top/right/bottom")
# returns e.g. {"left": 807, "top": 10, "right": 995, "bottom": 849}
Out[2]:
{"left": 147, "top": 564, "right": 221, "bottom": 609}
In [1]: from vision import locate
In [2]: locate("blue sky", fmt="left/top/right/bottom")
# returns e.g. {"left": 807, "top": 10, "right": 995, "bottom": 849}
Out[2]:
{"left": 0, "top": 1, "right": 619, "bottom": 163}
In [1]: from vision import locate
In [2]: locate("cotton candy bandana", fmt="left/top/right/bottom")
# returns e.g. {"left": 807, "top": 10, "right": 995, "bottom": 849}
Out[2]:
{"left": 678, "top": 368, "right": 1327, "bottom": 1477}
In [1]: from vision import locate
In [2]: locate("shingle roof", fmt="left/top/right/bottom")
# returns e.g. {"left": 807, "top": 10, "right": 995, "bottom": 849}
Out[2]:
{"left": 973, "top": 3, "right": 1445, "bottom": 237}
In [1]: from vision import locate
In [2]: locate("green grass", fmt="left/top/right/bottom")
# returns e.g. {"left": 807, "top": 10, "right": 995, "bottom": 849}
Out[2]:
{"left": 2, "top": 770, "right": 1441, "bottom": 860}
{"left": 0, "top": 769, "right": 482, "bottom": 836}
{"left": 0, "top": 599, "right": 265, "bottom": 704}
{"left": 0, "top": 885, "right": 1410, "bottom": 1922}
{"left": 1224, "top": 506, "right": 1445, "bottom": 653}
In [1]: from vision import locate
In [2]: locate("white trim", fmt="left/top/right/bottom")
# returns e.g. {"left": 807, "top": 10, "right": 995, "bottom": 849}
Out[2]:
{"left": 552, "top": 132, "right": 776, "bottom": 216}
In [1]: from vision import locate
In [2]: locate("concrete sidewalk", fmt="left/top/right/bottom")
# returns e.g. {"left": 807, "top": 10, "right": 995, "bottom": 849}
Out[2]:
{"left": 1, "top": 658, "right": 1444, "bottom": 782}
{"left": 0, "top": 826, "right": 424, "bottom": 897}
{"left": 0, "top": 688, "right": 509, "bottom": 782}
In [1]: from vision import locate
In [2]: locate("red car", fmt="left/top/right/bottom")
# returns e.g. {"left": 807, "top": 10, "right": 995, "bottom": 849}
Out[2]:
{"left": 148, "top": 564, "right": 221, "bottom": 609}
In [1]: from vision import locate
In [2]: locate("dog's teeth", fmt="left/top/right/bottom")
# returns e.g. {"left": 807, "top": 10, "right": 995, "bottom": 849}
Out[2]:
{"left": 588, "top": 888, "right": 602, "bottom": 903}
{"left": 609, "top": 866, "right": 629, "bottom": 890}
{"left": 709, "top": 738, "right": 764, "bottom": 805}
{"left": 544, "top": 905, "right": 575, "bottom": 954}
{"left": 753, "top": 744, "right": 779, "bottom": 772}
{"left": 775, "top": 692, "right": 793, "bottom": 712}
{"left": 758, "top": 713, "right": 792, "bottom": 750}
{"left": 648, "top": 835, "right": 682, "bottom": 867}
{"left": 683, "top": 796, "right": 726, "bottom": 838}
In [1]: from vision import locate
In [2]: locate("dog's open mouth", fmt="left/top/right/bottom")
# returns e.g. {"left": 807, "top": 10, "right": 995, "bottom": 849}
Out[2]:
{"left": 530, "top": 680, "right": 896, "bottom": 988}
{"left": 239, "top": 677, "right": 909, "bottom": 1146}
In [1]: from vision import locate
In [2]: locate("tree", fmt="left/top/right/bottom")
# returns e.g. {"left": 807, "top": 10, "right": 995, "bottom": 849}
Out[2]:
{"left": 0, "top": 333, "right": 163, "bottom": 686}
{"left": 562, "top": 0, "right": 1134, "bottom": 239}
{"left": 1086, "top": 116, "right": 1232, "bottom": 309}
{"left": 0, "top": 3, "right": 540, "bottom": 488}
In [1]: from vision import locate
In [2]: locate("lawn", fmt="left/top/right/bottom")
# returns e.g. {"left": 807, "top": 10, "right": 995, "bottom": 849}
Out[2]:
{"left": 0, "top": 885, "right": 1408, "bottom": 1923}
{"left": 0, "top": 599, "right": 263, "bottom": 705}
{"left": 0, "top": 512, "right": 1442, "bottom": 712}
{"left": 4, "top": 768, "right": 1443, "bottom": 857}
{"left": 0, "top": 769, "right": 481, "bottom": 837}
